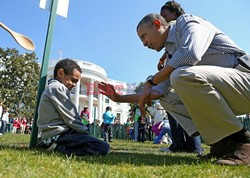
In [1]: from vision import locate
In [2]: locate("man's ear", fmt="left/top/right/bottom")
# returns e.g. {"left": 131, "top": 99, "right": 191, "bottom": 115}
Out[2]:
{"left": 153, "top": 19, "right": 161, "bottom": 29}
{"left": 57, "top": 68, "right": 64, "bottom": 78}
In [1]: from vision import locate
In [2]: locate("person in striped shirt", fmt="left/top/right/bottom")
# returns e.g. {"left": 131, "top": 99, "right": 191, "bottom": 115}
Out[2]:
{"left": 157, "top": 1, "right": 203, "bottom": 156}
{"left": 135, "top": 13, "right": 250, "bottom": 165}
{"left": 99, "top": 12, "right": 250, "bottom": 165}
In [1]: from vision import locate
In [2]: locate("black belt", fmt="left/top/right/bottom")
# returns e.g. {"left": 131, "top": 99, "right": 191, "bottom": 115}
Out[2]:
{"left": 237, "top": 58, "right": 250, "bottom": 70}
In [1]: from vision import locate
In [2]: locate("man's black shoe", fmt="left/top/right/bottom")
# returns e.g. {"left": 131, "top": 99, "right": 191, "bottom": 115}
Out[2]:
{"left": 215, "top": 143, "right": 250, "bottom": 165}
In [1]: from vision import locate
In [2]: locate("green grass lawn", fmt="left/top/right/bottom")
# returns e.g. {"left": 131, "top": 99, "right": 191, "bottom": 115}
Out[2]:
{"left": 0, "top": 134, "right": 249, "bottom": 178}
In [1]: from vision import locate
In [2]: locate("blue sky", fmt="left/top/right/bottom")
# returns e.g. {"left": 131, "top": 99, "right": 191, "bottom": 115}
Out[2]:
{"left": 0, "top": 0, "right": 250, "bottom": 84}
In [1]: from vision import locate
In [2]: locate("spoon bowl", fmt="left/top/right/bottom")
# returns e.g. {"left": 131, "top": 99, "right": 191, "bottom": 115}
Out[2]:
{"left": 0, "top": 22, "right": 35, "bottom": 51}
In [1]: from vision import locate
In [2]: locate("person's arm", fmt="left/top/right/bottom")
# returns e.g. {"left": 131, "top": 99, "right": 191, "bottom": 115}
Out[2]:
{"left": 111, "top": 113, "right": 115, "bottom": 120}
{"left": 98, "top": 82, "right": 163, "bottom": 103}
{"left": 158, "top": 121, "right": 164, "bottom": 130}
{"left": 154, "top": 17, "right": 216, "bottom": 84}
{"left": 98, "top": 82, "right": 139, "bottom": 103}
{"left": 167, "top": 18, "right": 215, "bottom": 70}
{"left": 151, "top": 17, "right": 216, "bottom": 85}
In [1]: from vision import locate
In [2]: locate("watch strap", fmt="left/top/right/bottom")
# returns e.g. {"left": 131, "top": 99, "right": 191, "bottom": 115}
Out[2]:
{"left": 148, "top": 79, "right": 157, "bottom": 86}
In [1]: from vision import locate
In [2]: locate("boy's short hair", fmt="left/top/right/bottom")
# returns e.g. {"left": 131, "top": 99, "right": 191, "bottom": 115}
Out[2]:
{"left": 53, "top": 58, "right": 82, "bottom": 78}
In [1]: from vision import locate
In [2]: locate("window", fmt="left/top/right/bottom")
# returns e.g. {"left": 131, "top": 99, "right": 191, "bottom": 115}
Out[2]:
{"left": 116, "top": 113, "right": 121, "bottom": 124}
{"left": 105, "top": 98, "right": 109, "bottom": 103}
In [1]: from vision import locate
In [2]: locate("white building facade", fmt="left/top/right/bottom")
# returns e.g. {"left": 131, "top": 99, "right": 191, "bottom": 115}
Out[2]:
{"left": 47, "top": 59, "right": 136, "bottom": 124}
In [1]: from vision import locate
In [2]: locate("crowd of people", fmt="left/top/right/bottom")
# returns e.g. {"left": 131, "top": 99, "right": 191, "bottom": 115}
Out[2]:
{"left": 124, "top": 103, "right": 203, "bottom": 156}
{"left": 0, "top": 100, "right": 32, "bottom": 135}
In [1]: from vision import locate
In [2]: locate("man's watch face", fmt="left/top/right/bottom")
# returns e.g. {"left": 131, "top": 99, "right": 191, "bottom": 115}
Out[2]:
{"left": 148, "top": 76, "right": 154, "bottom": 81}
{"left": 146, "top": 75, "right": 153, "bottom": 81}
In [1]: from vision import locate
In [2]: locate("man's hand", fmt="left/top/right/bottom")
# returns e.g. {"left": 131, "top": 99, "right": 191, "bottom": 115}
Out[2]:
{"left": 98, "top": 82, "right": 118, "bottom": 102}
{"left": 138, "top": 82, "right": 153, "bottom": 118}
{"left": 157, "top": 59, "right": 165, "bottom": 71}
{"left": 157, "top": 52, "right": 167, "bottom": 71}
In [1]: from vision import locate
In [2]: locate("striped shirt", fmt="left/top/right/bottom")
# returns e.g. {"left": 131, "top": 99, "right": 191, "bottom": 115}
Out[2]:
{"left": 166, "top": 14, "right": 246, "bottom": 69}
{"left": 153, "top": 14, "right": 246, "bottom": 94}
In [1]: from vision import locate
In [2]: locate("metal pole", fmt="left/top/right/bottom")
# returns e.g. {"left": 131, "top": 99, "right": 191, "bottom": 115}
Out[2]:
{"left": 29, "top": 0, "right": 58, "bottom": 148}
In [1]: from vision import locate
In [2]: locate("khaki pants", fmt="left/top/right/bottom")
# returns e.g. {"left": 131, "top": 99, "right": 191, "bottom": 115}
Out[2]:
{"left": 160, "top": 65, "right": 250, "bottom": 145}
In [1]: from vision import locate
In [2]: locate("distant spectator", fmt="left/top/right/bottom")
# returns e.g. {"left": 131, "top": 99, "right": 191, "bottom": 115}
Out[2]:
{"left": 132, "top": 105, "right": 141, "bottom": 141}
{"left": 148, "top": 103, "right": 166, "bottom": 137}
{"left": 0, "top": 107, "right": 9, "bottom": 135}
{"left": 6, "top": 113, "right": 13, "bottom": 133}
{"left": 138, "top": 116, "right": 146, "bottom": 142}
{"left": 103, "top": 106, "right": 115, "bottom": 142}
{"left": 12, "top": 117, "right": 19, "bottom": 134}
{"left": 145, "top": 112, "right": 153, "bottom": 141}
{"left": 0, "top": 100, "right": 3, "bottom": 121}
{"left": 20, "top": 117, "right": 27, "bottom": 134}
{"left": 80, "top": 106, "right": 90, "bottom": 131}
{"left": 154, "top": 117, "right": 172, "bottom": 144}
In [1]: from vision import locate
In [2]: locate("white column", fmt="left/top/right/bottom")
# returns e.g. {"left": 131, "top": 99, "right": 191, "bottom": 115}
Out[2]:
{"left": 102, "top": 95, "right": 106, "bottom": 114}
{"left": 74, "top": 78, "right": 80, "bottom": 112}
{"left": 98, "top": 94, "right": 103, "bottom": 123}
{"left": 122, "top": 105, "right": 128, "bottom": 124}
{"left": 88, "top": 79, "right": 94, "bottom": 123}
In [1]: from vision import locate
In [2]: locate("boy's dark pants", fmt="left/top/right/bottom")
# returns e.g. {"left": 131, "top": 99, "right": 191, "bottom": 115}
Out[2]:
{"left": 56, "top": 131, "right": 110, "bottom": 156}
{"left": 104, "top": 124, "right": 113, "bottom": 142}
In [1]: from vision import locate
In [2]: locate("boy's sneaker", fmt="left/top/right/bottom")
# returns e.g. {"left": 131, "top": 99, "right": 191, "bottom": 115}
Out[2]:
{"left": 159, "top": 147, "right": 172, "bottom": 152}
{"left": 162, "top": 135, "right": 168, "bottom": 144}
{"left": 47, "top": 142, "right": 58, "bottom": 151}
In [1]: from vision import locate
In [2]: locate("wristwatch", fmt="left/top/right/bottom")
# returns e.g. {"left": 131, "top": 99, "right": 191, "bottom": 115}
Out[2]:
{"left": 147, "top": 75, "right": 157, "bottom": 86}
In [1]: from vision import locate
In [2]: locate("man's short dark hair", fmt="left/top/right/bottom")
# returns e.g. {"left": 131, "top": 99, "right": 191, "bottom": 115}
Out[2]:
{"left": 53, "top": 58, "right": 82, "bottom": 78}
{"left": 137, "top": 13, "right": 168, "bottom": 31}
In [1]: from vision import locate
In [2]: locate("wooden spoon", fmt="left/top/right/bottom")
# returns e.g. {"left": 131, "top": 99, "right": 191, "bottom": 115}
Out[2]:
{"left": 0, "top": 22, "right": 35, "bottom": 51}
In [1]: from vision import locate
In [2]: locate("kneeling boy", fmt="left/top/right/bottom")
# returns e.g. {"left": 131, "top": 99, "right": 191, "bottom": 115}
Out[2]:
{"left": 37, "top": 59, "right": 110, "bottom": 156}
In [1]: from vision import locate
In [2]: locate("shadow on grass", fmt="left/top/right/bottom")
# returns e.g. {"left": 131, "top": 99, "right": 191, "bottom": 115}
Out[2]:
{"left": 76, "top": 151, "right": 211, "bottom": 166}
{"left": 0, "top": 140, "right": 211, "bottom": 166}
{"left": 0, "top": 143, "right": 211, "bottom": 166}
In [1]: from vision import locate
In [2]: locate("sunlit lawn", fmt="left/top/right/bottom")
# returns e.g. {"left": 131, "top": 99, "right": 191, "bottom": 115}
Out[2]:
{"left": 0, "top": 133, "right": 249, "bottom": 178}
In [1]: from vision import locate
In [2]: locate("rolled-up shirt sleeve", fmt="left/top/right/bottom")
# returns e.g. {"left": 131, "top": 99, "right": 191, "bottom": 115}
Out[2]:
{"left": 167, "top": 17, "right": 216, "bottom": 68}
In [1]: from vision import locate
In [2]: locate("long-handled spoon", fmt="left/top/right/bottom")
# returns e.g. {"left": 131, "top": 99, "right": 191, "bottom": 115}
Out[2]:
{"left": 0, "top": 22, "right": 35, "bottom": 51}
